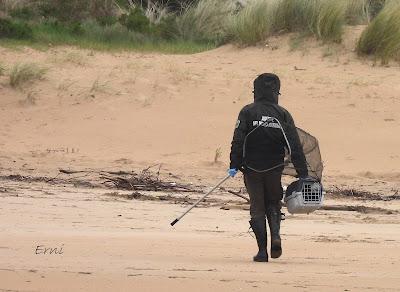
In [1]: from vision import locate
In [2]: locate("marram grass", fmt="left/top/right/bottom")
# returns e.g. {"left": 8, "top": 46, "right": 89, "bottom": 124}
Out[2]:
{"left": 228, "top": 0, "right": 349, "bottom": 45}
{"left": 357, "top": 0, "right": 400, "bottom": 63}
{"left": 228, "top": 0, "right": 273, "bottom": 45}
{"left": 9, "top": 62, "right": 46, "bottom": 88}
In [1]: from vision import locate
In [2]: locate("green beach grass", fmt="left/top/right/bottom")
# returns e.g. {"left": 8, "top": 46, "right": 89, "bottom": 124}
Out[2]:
{"left": 357, "top": 0, "right": 400, "bottom": 63}
{"left": 0, "top": 20, "right": 216, "bottom": 54}
{"left": 1, "top": 0, "right": 398, "bottom": 61}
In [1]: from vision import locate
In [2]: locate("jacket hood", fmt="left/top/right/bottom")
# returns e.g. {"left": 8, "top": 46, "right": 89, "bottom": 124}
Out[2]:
{"left": 253, "top": 73, "right": 281, "bottom": 104}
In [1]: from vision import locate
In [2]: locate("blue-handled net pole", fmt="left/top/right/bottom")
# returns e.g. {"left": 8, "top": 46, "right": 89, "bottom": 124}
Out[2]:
{"left": 170, "top": 175, "right": 231, "bottom": 226}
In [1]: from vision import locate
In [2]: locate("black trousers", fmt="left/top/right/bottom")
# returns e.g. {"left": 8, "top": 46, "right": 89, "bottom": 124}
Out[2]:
{"left": 244, "top": 170, "right": 283, "bottom": 219}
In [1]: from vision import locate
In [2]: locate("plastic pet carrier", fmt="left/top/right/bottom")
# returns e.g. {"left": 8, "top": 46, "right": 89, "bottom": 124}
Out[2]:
{"left": 284, "top": 178, "right": 324, "bottom": 214}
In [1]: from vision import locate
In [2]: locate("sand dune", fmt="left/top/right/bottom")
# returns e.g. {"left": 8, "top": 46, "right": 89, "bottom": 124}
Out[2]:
{"left": 0, "top": 34, "right": 399, "bottom": 194}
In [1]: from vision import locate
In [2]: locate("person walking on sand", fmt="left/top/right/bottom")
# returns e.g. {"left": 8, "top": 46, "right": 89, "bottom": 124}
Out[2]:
{"left": 228, "top": 73, "right": 309, "bottom": 262}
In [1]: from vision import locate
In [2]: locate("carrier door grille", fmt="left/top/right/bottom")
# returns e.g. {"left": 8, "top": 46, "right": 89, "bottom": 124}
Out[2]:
{"left": 302, "top": 183, "right": 322, "bottom": 204}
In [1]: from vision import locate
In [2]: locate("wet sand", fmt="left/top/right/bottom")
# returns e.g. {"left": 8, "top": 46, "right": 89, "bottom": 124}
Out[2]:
{"left": 0, "top": 180, "right": 399, "bottom": 292}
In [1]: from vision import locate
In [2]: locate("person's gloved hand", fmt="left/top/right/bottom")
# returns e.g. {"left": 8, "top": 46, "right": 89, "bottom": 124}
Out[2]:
{"left": 228, "top": 168, "right": 238, "bottom": 177}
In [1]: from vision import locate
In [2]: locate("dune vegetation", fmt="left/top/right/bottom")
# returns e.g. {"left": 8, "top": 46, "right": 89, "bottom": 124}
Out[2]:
{"left": 357, "top": 0, "right": 400, "bottom": 64}
{"left": 9, "top": 62, "right": 46, "bottom": 88}
{"left": 229, "top": 0, "right": 348, "bottom": 44}
{"left": 0, "top": 62, "right": 5, "bottom": 76}
{"left": 0, "top": 0, "right": 399, "bottom": 61}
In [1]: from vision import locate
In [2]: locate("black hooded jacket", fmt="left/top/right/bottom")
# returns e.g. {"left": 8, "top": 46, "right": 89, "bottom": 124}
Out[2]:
{"left": 229, "top": 74, "right": 308, "bottom": 177}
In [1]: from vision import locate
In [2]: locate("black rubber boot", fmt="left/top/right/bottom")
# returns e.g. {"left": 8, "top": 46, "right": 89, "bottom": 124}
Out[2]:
{"left": 267, "top": 205, "right": 282, "bottom": 259}
{"left": 249, "top": 217, "right": 268, "bottom": 262}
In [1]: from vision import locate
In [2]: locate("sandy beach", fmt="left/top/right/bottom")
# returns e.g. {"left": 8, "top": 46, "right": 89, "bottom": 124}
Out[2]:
{"left": 1, "top": 29, "right": 400, "bottom": 291}
{"left": 1, "top": 179, "right": 399, "bottom": 292}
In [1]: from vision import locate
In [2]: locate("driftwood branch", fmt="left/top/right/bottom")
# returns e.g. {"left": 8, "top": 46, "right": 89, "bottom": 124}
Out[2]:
{"left": 330, "top": 185, "right": 400, "bottom": 201}
{"left": 227, "top": 190, "right": 250, "bottom": 202}
{"left": 219, "top": 187, "right": 250, "bottom": 202}
{"left": 59, "top": 169, "right": 134, "bottom": 176}
{"left": 59, "top": 167, "right": 197, "bottom": 193}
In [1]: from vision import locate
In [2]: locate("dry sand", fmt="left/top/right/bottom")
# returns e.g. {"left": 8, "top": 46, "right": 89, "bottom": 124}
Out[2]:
{"left": 0, "top": 29, "right": 400, "bottom": 291}
{"left": 0, "top": 33, "right": 399, "bottom": 194}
